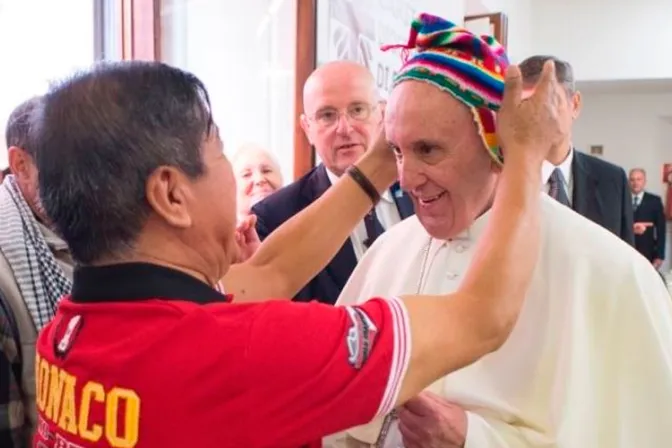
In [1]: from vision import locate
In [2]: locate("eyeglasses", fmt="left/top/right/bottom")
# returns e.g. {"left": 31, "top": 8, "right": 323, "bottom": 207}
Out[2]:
{"left": 309, "top": 102, "right": 378, "bottom": 129}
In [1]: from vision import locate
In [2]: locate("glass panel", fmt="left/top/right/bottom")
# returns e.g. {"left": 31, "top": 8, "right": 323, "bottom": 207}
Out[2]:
{"left": 161, "top": 0, "right": 297, "bottom": 185}
{"left": 98, "top": 0, "right": 123, "bottom": 61}
{"left": 0, "top": 0, "right": 97, "bottom": 167}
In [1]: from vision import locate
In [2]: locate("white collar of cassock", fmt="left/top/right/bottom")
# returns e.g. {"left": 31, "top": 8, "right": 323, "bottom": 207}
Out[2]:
{"left": 436, "top": 207, "right": 492, "bottom": 245}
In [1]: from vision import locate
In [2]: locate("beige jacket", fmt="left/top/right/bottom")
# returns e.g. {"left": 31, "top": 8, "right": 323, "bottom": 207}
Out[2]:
{"left": 0, "top": 223, "right": 73, "bottom": 440}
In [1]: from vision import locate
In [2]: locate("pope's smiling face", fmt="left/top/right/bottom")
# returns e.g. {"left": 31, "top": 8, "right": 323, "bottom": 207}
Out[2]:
{"left": 386, "top": 81, "right": 500, "bottom": 240}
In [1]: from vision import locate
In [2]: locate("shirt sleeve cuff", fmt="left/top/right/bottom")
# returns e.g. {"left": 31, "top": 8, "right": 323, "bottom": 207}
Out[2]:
{"left": 374, "top": 296, "right": 411, "bottom": 417}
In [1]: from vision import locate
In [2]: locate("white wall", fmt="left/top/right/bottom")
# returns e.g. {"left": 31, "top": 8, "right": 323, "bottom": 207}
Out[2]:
{"left": 573, "top": 92, "right": 671, "bottom": 197}
{"left": 467, "top": 0, "right": 672, "bottom": 81}
{"left": 527, "top": 0, "right": 672, "bottom": 81}
{"left": 573, "top": 90, "right": 672, "bottom": 269}
{"left": 465, "top": 0, "right": 532, "bottom": 64}
{"left": 424, "top": 0, "right": 464, "bottom": 24}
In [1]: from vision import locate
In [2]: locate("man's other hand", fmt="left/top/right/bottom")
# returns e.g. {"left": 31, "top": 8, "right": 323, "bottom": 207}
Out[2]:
{"left": 653, "top": 258, "right": 663, "bottom": 269}
{"left": 234, "top": 214, "right": 261, "bottom": 263}
{"left": 398, "top": 392, "right": 467, "bottom": 448}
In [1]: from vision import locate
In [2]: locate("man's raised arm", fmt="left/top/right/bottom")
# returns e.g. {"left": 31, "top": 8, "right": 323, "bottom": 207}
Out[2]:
{"left": 223, "top": 133, "right": 397, "bottom": 302}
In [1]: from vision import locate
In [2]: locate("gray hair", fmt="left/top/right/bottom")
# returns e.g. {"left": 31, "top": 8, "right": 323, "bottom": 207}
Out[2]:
{"left": 519, "top": 55, "right": 576, "bottom": 94}
{"left": 5, "top": 96, "right": 43, "bottom": 154}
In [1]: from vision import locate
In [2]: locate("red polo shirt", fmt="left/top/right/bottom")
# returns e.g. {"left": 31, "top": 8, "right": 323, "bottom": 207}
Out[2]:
{"left": 33, "top": 263, "right": 410, "bottom": 448}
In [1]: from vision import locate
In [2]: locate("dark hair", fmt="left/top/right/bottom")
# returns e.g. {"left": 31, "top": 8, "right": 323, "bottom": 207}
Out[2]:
{"left": 519, "top": 55, "right": 575, "bottom": 93}
{"left": 34, "top": 61, "right": 214, "bottom": 264}
{"left": 5, "top": 96, "right": 43, "bottom": 155}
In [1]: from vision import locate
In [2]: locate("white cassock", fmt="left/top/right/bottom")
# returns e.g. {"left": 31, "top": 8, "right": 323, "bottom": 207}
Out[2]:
{"left": 327, "top": 194, "right": 672, "bottom": 447}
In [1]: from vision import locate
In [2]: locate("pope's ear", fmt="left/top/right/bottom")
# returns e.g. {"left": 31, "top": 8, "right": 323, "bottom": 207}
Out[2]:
{"left": 491, "top": 157, "right": 503, "bottom": 173}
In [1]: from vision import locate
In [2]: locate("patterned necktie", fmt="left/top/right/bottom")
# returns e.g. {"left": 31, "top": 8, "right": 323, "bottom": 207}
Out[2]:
{"left": 633, "top": 195, "right": 640, "bottom": 211}
{"left": 548, "top": 168, "right": 570, "bottom": 206}
{"left": 363, "top": 208, "right": 385, "bottom": 249}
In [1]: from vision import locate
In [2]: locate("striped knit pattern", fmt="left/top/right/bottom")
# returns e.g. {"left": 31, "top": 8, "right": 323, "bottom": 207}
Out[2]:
{"left": 382, "top": 13, "right": 509, "bottom": 164}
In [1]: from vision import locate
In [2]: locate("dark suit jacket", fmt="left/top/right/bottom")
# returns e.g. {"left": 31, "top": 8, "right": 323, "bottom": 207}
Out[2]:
{"left": 633, "top": 191, "right": 666, "bottom": 262}
{"left": 571, "top": 151, "right": 634, "bottom": 245}
{"left": 252, "top": 164, "right": 414, "bottom": 305}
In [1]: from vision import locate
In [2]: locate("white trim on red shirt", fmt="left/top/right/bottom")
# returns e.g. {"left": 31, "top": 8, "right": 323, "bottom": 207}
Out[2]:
{"left": 375, "top": 296, "right": 411, "bottom": 417}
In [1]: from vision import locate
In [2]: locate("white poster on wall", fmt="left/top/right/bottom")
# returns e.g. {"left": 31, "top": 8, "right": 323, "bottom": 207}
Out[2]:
{"left": 316, "top": 0, "right": 417, "bottom": 99}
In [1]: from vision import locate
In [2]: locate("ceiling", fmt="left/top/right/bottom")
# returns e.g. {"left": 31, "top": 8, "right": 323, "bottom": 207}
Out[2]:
{"left": 576, "top": 78, "right": 672, "bottom": 94}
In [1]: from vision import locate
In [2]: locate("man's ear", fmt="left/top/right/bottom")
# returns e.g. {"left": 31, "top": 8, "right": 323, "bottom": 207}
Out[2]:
{"left": 299, "top": 114, "right": 311, "bottom": 144}
{"left": 571, "top": 91, "right": 582, "bottom": 120}
{"left": 378, "top": 100, "right": 387, "bottom": 122}
{"left": 145, "top": 165, "right": 193, "bottom": 229}
{"left": 7, "top": 146, "right": 32, "bottom": 179}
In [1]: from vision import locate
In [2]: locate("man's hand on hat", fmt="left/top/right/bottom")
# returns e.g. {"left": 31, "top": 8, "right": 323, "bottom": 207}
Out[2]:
{"left": 496, "top": 59, "right": 568, "bottom": 166}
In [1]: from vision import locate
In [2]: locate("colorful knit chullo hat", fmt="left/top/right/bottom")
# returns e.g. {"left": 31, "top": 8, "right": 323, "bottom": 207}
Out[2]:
{"left": 382, "top": 13, "right": 509, "bottom": 164}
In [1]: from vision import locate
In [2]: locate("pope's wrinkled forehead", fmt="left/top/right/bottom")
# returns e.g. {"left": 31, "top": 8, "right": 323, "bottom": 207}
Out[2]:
{"left": 385, "top": 79, "right": 480, "bottom": 151}
{"left": 386, "top": 80, "right": 471, "bottom": 125}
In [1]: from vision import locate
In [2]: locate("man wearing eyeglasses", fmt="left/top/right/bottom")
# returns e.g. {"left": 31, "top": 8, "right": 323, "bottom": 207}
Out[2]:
{"left": 252, "top": 60, "right": 414, "bottom": 305}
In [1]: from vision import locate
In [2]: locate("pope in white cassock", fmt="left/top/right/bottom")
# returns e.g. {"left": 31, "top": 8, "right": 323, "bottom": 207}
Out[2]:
{"left": 329, "top": 13, "right": 672, "bottom": 448}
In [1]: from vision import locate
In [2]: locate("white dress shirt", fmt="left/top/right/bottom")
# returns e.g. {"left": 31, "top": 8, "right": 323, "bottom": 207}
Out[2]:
{"left": 541, "top": 148, "right": 574, "bottom": 205}
{"left": 326, "top": 168, "right": 402, "bottom": 260}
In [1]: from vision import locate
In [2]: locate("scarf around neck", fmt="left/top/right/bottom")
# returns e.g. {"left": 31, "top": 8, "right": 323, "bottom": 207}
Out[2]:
{"left": 0, "top": 175, "right": 72, "bottom": 330}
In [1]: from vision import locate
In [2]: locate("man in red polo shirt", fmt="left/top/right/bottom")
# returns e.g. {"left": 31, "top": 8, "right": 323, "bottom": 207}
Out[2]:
{"left": 31, "top": 52, "right": 563, "bottom": 447}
